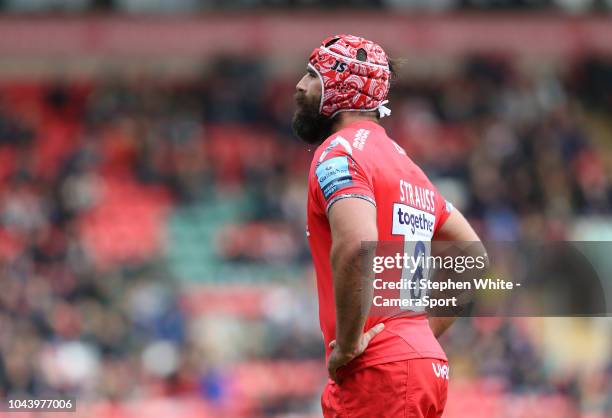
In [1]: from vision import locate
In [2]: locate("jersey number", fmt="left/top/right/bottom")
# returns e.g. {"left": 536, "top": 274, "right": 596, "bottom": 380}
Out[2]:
{"left": 391, "top": 203, "right": 434, "bottom": 313}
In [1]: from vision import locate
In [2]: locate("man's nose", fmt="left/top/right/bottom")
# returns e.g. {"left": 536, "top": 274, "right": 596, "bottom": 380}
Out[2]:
{"left": 296, "top": 75, "right": 308, "bottom": 92}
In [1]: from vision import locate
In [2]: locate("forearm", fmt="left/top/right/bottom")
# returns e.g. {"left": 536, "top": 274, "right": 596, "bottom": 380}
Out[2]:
{"left": 331, "top": 241, "right": 373, "bottom": 353}
{"left": 428, "top": 316, "right": 456, "bottom": 338}
{"left": 430, "top": 210, "right": 486, "bottom": 339}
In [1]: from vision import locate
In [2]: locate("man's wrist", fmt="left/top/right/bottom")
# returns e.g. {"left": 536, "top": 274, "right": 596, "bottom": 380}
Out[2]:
{"left": 334, "top": 341, "right": 359, "bottom": 357}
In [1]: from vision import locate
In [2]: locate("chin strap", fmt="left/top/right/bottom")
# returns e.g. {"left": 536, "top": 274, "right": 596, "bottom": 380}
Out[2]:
{"left": 377, "top": 100, "right": 392, "bottom": 118}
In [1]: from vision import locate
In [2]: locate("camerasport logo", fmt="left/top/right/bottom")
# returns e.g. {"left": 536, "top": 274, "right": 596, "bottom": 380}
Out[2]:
{"left": 392, "top": 203, "right": 435, "bottom": 240}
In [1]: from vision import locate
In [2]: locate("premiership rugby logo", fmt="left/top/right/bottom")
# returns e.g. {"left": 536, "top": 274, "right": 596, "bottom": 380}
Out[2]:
{"left": 315, "top": 156, "right": 353, "bottom": 200}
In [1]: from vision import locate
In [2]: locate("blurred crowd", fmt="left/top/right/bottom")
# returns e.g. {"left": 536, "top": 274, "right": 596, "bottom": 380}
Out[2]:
{"left": 0, "top": 53, "right": 611, "bottom": 417}
{"left": 2, "top": 0, "right": 612, "bottom": 13}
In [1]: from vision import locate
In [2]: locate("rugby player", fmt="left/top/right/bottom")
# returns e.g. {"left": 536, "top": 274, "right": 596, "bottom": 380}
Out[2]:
{"left": 292, "top": 35, "right": 482, "bottom": 417}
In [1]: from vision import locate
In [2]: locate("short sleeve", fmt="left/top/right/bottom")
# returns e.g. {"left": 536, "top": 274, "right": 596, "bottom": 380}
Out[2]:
{"left": 433, "top": 188, "right": 454, "bottom": 233}
{"left": 314, "top": 143, "right": 376, "bottom": 214}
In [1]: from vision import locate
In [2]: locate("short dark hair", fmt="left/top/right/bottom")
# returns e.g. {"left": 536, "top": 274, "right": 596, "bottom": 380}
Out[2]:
{"left": 388, "top": 57, "right": 399, "bottom": 82}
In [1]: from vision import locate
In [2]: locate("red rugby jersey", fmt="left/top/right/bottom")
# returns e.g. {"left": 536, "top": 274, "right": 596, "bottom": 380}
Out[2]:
{"left": 307, "top": 120, "right": 452, "bottom": 376}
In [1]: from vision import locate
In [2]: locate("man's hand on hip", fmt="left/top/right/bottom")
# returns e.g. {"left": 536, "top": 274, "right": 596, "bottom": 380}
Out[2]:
{"left": 327, "top": 323, "right": 384, "bottom": 383}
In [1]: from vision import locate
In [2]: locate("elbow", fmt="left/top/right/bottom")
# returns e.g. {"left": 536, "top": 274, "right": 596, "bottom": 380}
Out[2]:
{"left": 331, "top": 241, "right": 363, "bottom": 267}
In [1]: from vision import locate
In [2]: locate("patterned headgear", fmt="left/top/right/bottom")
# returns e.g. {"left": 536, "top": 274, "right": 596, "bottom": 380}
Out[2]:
{"left": 308, "top": 34, "right": 391, "bottom": 118}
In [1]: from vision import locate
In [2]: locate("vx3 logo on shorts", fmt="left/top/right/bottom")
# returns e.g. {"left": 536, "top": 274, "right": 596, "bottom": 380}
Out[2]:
{"left": 432, "top": 362, "right": 449, "bottom": 380}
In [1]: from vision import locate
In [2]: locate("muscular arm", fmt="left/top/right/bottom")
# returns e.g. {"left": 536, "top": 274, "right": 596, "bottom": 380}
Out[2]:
{"left": 430, "top": 208, "right": 484, "bottom": 338}
{"left": 328, "top": 198, "right": 378, "bottom": 355}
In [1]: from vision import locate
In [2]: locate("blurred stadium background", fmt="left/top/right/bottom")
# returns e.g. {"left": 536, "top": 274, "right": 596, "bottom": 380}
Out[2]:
{"left": 0, "top": 2, "right": 611, "bottom": 418}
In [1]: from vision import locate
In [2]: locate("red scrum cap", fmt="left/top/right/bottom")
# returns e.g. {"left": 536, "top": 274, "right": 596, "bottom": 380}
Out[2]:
{"left": 308, "top": 34, "right": 391, "bottom": 118}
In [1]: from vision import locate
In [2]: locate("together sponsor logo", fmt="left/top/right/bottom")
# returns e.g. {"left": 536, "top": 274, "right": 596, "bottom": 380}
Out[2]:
{"left": 396, "top": 205, "right": 434, "bottom": 235}
{"left": 392, "top": 203, "right": 436, "bottom": 240}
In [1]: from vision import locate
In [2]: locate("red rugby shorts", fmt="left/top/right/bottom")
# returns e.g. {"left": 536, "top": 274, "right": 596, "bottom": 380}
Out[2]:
{"left": 322, "top": 358, "right": 449, "bottom": 418}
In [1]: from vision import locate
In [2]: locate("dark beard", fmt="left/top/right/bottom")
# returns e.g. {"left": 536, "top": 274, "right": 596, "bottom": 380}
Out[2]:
{"left": 292, "top": 93, "right": 335, "bottom": 145}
